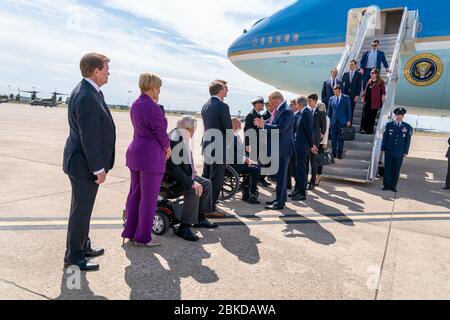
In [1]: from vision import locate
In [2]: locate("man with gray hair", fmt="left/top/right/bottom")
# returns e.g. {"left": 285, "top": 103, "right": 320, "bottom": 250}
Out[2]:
{"left": 254, "top": 91, "right": 294, "bottom": 210}
{"left": 165, "top": 116, "right": 218, "bottom": 242}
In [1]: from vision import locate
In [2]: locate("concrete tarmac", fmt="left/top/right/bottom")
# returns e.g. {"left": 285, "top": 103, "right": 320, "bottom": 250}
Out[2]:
{"left": 0, "top": 103, "right": 449, "bottom": 300}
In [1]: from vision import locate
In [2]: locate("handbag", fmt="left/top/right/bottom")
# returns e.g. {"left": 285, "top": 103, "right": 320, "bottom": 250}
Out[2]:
{"left": 316, "top": 149, "right": 335, "bottom": 167}
{"left": 341, "top": 126, "right": 356, "bottom": 141}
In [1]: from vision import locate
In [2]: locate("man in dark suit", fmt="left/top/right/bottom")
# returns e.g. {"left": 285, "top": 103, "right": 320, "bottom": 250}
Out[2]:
{"left": 360, "top": 39, "right": 390, "bottom": 89}
{"left": 244, "top": 97, "right": 270, "bottom": 187}
{"left": 445, "top": 138, "right": 450, "bottom": 190}
{"left": 290, "top": 97, "right": 315, "bottom": 201}
{"left": 327, "top": 85, "right": 352, "bottom": 160}
{"left": 201, "top": 81, "right": 233, "bottom": 216}
{"left": 322, "top": 68, "right": 343, "bottom": 110}
{"left": 255, "top": 92, "right": 294, "bottom": 210}
{"left": 63, "top": 53, "right": 116, "bottom": 271}
{"left": 165, "top": 116, "right": 218, "bottom": 242}
{"left": 342, "top": 60, "right": 362, "bottom": 122}
{"left": 260, "top": 101, "right": 275, "bottom": 185}
{"left": 307, "top": 94, "right": 327, "bottom": 190}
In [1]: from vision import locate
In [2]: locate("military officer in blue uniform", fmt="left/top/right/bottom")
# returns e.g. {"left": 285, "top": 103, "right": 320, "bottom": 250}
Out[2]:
{"left": 381, "top": 107, "right": 413, "bottom": 192}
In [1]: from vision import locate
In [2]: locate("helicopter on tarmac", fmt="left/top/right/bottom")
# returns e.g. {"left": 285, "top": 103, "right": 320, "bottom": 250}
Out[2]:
{"left": 23, "top": 89, "right": 69, "bottom": 108}
{"left": 0, "top": 95, "right": 9, "bottom": 104}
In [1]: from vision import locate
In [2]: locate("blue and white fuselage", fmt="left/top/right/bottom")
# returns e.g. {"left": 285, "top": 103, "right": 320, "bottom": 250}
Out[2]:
{"left": 228, "top": 0, "right": 450, "bottom": 111}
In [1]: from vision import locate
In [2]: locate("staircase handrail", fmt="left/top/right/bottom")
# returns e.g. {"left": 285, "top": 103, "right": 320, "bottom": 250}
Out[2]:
{"left": 338, "top": 6, "right": 379, "bottom": 78}
{"left": 368, "top": 7, "right": 410, "bottom": 180}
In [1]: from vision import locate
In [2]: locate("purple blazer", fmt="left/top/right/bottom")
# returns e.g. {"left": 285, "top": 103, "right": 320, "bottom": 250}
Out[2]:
{"left": 126, "top": 93, "right": 169, "bottom": 173}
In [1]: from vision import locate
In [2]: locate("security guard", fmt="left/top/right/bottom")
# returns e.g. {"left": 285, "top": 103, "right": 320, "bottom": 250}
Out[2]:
{"left": 381, "top": 107, "right": 413, "bottom": 192}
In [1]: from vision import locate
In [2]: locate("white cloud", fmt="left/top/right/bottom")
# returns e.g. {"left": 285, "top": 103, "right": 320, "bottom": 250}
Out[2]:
{"left": 0, "top": 0, "right": 297, "bottom": 112}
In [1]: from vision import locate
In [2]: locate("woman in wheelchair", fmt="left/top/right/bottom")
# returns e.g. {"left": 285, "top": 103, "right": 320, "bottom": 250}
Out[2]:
{"left": 165, "top": 116, "right": 219, "bottom": 242}
{"left": 231, "top": 118, "right": 261, "bottom": 204}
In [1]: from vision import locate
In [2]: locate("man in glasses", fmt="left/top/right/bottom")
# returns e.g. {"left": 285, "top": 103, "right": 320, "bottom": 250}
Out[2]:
{"left": 359, "top": 39, "right": 390, "bottom": 88}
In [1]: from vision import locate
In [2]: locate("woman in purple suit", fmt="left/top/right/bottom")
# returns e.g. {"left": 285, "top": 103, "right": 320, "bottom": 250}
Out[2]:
{"left": 122, "top": 73, "right": 171, "bottom": 248}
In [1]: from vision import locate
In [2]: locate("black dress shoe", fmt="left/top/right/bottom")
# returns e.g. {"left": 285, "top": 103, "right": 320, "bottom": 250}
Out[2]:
{"left": 292, "top": 195, "right": 307, "bottom": 201}
{"left": 265, "top": 204, "right": 285, "bottom": 211}
{"left": 195, "top": 219, "right": 218, "bottom": 229}
{"left": 266, "top": 200, "right": 277, "bottom": 205}
{"left": 288, "top": 191, "right": 299, "bottom": 198}
{"left": 247, "top": 195, "right": 261, "bottom": 204}
{"left": 382, "top": 186, "right": 390, "bottom": 191}
{"left": 84, "top": 248, "right": 105, "bottom": 258}
{"left": 443, "top": 186, "right": 450, "bottom": 190}
{"left": 64, "top": 261, "right": 100, "bottom": 272}
{"left": 177, "top": 225, "right": 199, "bottom": 242}
{"left": 259, "top": 178, "right": 271, "bottom": 187}
{"left": 307, "top": 184, "right": 315, "bottom": 191}
{"left": 391, "top": 188, "right": 398, "bottom": 193}
{"left": 338, "top": 155, "right": 343, "bottom": 160}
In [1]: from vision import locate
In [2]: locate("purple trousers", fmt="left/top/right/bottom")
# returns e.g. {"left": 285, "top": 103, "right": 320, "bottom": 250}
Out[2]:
{"left": 122, "top": 170, "right": 164, "bottom": 244}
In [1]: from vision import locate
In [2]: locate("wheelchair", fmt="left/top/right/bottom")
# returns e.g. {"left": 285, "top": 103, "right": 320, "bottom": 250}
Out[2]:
{"left": 219, "top": 165, "right": 241, "bottom": 200}
{"left": 122, "top": 186, "right": 184, "bottom": 237}
{"left": 121, "top": 165, "right": 251, "bottom": 236}
{"left": 220, "top": 165, "right": 259, "bottom": 201}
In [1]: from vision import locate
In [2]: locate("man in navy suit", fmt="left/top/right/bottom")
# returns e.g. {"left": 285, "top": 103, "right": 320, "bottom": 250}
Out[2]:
{"left": 291, "top": 96, "right": 315, "bottom": 201}
{"left": 255, "top": 91, "right": 294, "bottom": 210}
{"left": 360, "top": 39, "right": 390, "bottom": 89}
{"left": 201, "top": 81, "right": 233, "bottom": 215}
{"left": 327, "top": 85, "right": 352, "bottom": 160}
{"left": 63, "top": 53, "right": 116, "bottom": 271}
{"left": 322, "top": 68, "right": 343, "bottom": 110}
{"left": 342, "top": 59, "right": 362, "bottom": 122}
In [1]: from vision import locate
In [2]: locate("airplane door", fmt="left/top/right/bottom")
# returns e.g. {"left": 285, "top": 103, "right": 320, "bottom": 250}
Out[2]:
{"left": 345, "top": 8, "right": 366, "bottom": 46}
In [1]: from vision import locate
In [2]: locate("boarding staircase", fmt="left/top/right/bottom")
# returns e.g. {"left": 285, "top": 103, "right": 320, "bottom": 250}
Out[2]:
{"left": 322, "top": 6, "right": 419, "bottom": 182}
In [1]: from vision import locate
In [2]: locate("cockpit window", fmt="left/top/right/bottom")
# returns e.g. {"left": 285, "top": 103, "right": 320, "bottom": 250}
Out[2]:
{"left": 252, "top": 18, "right": 265, "bottom": 27}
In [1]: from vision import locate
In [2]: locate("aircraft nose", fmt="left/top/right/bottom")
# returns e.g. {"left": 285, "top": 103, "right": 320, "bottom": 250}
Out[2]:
{"left": 228, "top": 33, "right": 249, "bottom": 58}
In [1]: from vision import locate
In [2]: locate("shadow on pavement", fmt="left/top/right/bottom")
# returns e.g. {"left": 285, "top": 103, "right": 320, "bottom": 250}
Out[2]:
{"left": 55, "top": 267, "right": 108, "bottom": 300}
{"left": 122, "top": 222, "right": 261, "bottom": 300}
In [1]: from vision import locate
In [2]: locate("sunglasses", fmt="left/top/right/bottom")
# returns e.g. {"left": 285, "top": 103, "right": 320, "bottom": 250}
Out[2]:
{"left": 372, "top": 44, "right": 379, "bottom": 47}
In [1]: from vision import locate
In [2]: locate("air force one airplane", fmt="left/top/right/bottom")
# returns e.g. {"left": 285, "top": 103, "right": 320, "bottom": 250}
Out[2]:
{"left": 228, "top": 0, "right": 449, "bottom": 182}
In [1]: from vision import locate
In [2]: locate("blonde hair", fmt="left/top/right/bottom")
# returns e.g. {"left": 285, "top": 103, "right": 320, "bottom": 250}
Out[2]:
{"left": 139, "top": 73, "right": 162, "bottom": 92}
{"left": 317, "top": 102, "right": 326, "bottom": 113}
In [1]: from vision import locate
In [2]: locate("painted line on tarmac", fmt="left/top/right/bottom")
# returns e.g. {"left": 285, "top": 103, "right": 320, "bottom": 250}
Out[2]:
{"left": 1, "top": 211, "right": 449, "bottom": 222}
{"left": 1, "top": 213, "right": 450, "bottom": 231}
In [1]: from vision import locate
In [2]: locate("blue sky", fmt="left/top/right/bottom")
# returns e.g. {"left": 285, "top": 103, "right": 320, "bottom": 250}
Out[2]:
{"left": 0, "top": 0, "right": 295, "bottom": 114}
